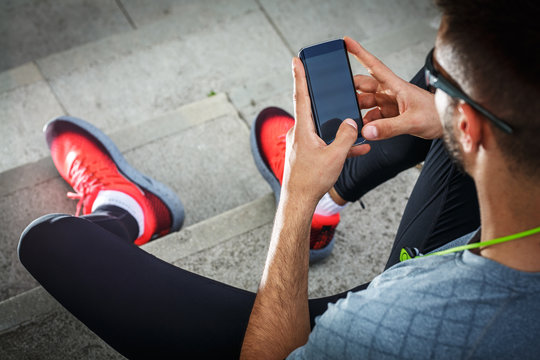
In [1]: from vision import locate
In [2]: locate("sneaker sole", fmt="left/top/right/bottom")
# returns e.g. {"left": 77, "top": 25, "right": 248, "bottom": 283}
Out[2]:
{"left": 309, "top": 236, "right": 335, "bottom": 263}
{"left": 249, "top": 107, "right": 286, "bottom": 207}
{"left": 249, "top": 107, "right": 333, "bottom": 263}
{"left": 44, "top": 116, "right": 185, "bottom": 235}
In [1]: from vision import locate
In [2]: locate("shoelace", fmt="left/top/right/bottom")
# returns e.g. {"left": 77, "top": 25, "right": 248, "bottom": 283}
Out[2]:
{"left": 271, "top": 134, "right": 287, "bottom": 182}
{"left": 66, "top": 157, "right": 124, "bottom": 216}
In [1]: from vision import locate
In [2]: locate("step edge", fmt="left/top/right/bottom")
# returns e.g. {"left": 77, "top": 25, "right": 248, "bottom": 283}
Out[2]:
{"left": 0, "top": 93, "right": 234, "bottom": 197}
{"left": 0, "top": 286, "right": 57, "bottom": 335}
{"left": 0, "top": 62, "right": 44, "bottom": 93}
{"left": 142, "top": 192, "right": 275, "bottom": 263}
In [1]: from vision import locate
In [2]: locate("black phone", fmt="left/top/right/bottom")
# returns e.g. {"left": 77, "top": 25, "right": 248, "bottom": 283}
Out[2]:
{"left": 299, "top": 39, "right": 364, "bottom": 145}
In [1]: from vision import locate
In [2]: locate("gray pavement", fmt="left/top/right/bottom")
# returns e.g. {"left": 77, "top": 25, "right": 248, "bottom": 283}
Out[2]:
{"left": 0, "top": 0, "right": 133, "bottom": 73}
{"left": 0, "top": 0, "right": 440, "bottom": 357}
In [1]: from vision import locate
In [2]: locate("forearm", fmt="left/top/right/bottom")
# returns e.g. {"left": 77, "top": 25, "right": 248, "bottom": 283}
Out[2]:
{"left": 241, "top": 56, "right": 367, "bottom": 359}
{"left": 241, "top": 193, "right": 315, "bottom": 359}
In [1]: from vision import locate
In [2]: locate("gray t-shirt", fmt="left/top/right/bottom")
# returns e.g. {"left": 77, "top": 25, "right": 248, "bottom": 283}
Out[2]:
{"left": 288, "top": 232, "right": 540, "bottom": 359}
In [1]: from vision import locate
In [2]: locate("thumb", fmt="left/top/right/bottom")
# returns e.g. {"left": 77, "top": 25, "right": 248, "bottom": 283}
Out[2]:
{"left": 329, "top": 119, "right": 359, "bottom": 152}
{"left": 362, "top": 114, "right": 409, "bottom": 140}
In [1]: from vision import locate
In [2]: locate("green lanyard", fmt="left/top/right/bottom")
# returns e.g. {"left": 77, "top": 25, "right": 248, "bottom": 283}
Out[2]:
{"left": 400, "top": 226, "right": 540, "bottom": 262}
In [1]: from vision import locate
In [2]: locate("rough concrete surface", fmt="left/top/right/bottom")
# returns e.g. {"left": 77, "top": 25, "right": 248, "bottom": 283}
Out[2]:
{"left": 143, "top": 193, "right": 276, "bottom": 266}
{"left": 0, "top": 62, "right": 43, "bottom": 94}
{"left": 258, "top": 0, "right": 438, "bottom": 54}
{"left": 0, "top": 176, "right": 73, "bottom": 302}
{"left": 36, "top": 9, "right": 292, "bottom": 134}
{"left": 0, "top": 78, "right": 64, "bottom": 172}
{"left": 122, "top": 114, "right": 268, "bottom": 226}
{"left": 0, "top": 0, "right": 132, "bottom": 72}
{"left": 121, "top": 0, "right": 258, "bottom": 28}
{"left": 0, "top": 308, "right": 124, "bottom": 360}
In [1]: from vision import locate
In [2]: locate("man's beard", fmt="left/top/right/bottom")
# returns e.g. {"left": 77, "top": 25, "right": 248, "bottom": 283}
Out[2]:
{"left": 441, "top": 106, "right": 466, "bottom": 173}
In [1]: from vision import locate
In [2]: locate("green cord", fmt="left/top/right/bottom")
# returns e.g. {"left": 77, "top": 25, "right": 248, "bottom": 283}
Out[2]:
{"left": 400, "top": 226, "right": 540, "bottom": 262}
{"left": 424, "top": 226, "right": 540, "bottom": 258}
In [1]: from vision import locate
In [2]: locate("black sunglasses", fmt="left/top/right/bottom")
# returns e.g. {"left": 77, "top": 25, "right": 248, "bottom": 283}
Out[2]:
{"left": 424, "top": 48, "right": 513, "bottom": 134}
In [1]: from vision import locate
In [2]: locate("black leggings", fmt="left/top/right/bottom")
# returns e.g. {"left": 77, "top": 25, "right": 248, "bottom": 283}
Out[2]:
{"left": 18, "top": 69, "right": 480, "bottom": 359}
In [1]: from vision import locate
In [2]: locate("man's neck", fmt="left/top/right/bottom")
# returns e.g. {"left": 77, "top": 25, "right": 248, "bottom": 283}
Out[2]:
{"left": 474, "top": 166, "right": 540, "bottom": 272}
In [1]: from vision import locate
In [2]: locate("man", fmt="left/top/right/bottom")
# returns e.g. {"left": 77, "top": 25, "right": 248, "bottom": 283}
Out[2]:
{"left": 18, "top": 0, "right": 539, "bottom": 358}
{"left": 242, "top": 1, "right": 540, "bottom": 358}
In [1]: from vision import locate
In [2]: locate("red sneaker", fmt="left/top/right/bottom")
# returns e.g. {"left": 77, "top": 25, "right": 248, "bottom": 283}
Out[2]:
{"left": 45, "top": 116, "right": 184, "bottom": 245}
{"left": 251, "top": 107, "right": 339, "bottom": 262}
{"left": 251, "top": 107, "right": 294, "bottom": 200}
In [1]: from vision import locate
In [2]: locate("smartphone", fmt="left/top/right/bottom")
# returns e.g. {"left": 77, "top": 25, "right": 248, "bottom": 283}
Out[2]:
{"left": 299, "top": 39, "right": 364, "bottom": 145}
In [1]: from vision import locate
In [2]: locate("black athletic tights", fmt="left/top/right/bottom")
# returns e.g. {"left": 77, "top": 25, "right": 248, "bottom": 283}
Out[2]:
{"left": 18, "top": 69, "right": 480, "bottom": 359}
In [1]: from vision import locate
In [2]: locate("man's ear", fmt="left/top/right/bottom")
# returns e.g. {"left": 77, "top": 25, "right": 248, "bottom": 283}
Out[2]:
{"left": 457, "top": 102, "right": 484, "bottom": 154}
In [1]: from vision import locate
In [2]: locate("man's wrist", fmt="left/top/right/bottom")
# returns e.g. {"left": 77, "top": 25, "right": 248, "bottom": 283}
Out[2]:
{"left": 280, "top": 185, "right": 321, "bottom": 214}
{"left": 278, "top": 193, "right": 318, "bottom": 225}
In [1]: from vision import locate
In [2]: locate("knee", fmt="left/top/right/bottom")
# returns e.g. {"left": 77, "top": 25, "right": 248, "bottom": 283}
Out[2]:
{"left": 18, "top": 213, "right": 71, "bottom": 266}
{"left": 378, "top": 135, "right": 431, "bottom": 164}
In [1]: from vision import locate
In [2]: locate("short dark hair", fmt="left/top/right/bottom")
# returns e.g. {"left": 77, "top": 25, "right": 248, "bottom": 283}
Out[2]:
{"left": 435, "top": 0, "right": 540, "bottom": 178}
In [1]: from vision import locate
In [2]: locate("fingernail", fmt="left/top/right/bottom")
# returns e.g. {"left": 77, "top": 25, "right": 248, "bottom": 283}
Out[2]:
{"left": 344, "top": 118, "right": 357, "bottom": 129}
{"left": 363, "top": 125, "right": 378, "bottom": 139}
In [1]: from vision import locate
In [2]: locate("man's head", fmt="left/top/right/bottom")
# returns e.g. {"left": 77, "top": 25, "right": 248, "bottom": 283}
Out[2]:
{"left": 432, "top": 0, "right": 540, "bottom": 180}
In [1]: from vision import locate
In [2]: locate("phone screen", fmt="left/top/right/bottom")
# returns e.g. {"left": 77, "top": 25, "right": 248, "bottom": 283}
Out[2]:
{"left": 300, "top": 40, "right": 363, "bottom": 145}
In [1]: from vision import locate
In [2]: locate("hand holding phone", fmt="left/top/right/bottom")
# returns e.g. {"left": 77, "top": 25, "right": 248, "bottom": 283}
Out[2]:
{"left": 299, "top": 39, "right": 364, "bottom": 145}
{"left": 343, "top": 37, "right": 442, "bottom": 141}
{"left": 281, "top": 57, "right": 370, "bottom": 206}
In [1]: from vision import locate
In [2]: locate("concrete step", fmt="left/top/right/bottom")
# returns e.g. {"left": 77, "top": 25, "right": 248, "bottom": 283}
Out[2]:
{"left": 0, "top": 93, "right": 270, "bottom": 303}
{"left": 0, "top": 0, "right": 262, "bottom": 73}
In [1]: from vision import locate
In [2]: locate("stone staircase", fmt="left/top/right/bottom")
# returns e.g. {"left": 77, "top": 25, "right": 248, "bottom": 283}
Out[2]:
{"left": 0, "top": 1, "right": 439, "bottom": 358}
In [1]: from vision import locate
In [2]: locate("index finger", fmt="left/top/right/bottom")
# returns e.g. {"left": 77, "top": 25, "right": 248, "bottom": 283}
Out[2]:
{"left": 344, "top": 36, "right": 403, "bottom": 89}
{"left": 292, "top": 57, "right": 316, "bottom": 134}
{"left": 354, "top": 74, "right": 379, "bottom": 93}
